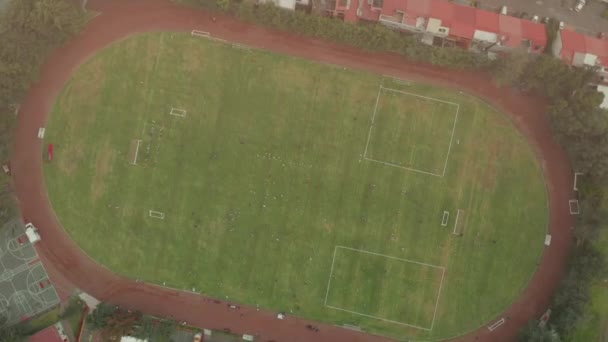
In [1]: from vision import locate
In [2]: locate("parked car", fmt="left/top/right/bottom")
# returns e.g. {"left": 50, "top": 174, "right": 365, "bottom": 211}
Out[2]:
{"left": 574, "top": 0, "right": 586, "bottom": 12}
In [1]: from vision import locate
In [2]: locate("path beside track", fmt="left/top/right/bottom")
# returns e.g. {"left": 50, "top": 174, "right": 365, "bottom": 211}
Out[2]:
{"left": 12, "top": 1, "right": 575, "bottom": 341}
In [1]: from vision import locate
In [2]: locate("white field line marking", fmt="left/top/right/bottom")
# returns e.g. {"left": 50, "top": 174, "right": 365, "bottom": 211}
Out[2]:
{"left": 364, "top": 157, "right": 443, "bottom": 177}
{"left": 441, "top": 211, "right": 449, "bottom": 226}
{"left": 326, "top": 305, "right": 433, "bottom": 331}
{"left": 452, "top": 209, "right": 463, "bottom": 235}
{"left": 149, "top": 210, "right": 165, "bottom": 219}
{"left": 325, "top": 246, "right": 445, "bottom": 331}
{"left": 323, "top": 246, "right": 339, "bottom": 306}
{"left": 380, "top": 86, "right": 460, "bottom": 106}
{"left": 232, "top": 43, "right": 251, "bottom": 51}
{"left": 191, "top": 30, "right": 210, "bottom": 37}
{"left": 441, "top": 104, "right": 459, "bottom": 177}
{"left": 569, "top": 200, "right": 580, "bottom": 215}
{"left": 429, "top": 267, "right": 446, "bottom": 331}
{"left": 335, "top": 246, "right": 444, "bottom": 270}
{"left": 363, "top": 87, "right": 459, "bottom": 177}
{"left": 362, "top": 86, "right": 383, "bottom": 159}
{"left": 132, "top": 140, "right": 142, "bottom": 165}
{"left": 573, "top": 172, "right": 583, "bottom": 191}
{"left": 169, "top": 108, "right": 187, "bottom": 117}
{"left": 488, "top": 318, "right": 505, "bottom": 331}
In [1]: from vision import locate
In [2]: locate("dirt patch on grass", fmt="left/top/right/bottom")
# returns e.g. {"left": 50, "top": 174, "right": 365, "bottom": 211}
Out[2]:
{"left": 57, "top": 143, "right": 84, "bottom": 176}
{"left": 91, "top": 140, "right": 116, "bottom": 201}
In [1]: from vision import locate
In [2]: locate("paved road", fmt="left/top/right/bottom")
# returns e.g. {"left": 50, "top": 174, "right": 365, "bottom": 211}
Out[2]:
{"left": 474, "top": 0, "right": 608, "bottom": 35}
{"left": 12, "top": 0, "right": 575, "bottom": 341}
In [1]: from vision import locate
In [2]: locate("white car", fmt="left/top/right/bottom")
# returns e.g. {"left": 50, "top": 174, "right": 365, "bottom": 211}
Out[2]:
{"left": 574, "top": 0, "right": 586, "bottom": 12}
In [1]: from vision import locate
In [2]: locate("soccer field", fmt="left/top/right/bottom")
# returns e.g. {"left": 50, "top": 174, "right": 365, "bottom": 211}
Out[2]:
{"left": 43, "top": 32, "right": 548, "bottom": 339}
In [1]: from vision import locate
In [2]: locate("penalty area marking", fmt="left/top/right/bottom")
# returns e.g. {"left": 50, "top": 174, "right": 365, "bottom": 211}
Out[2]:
{"left": 441, "top": 211, "right": 449, "bottom": 227}
{"left": 169, "top": 108, "right": 187, "bottom": 117}
{"left": 149, "top": 210, "right": 165, "bottom": 219}
{"left": 324, "top": 245, "right": 445, "bottom": 331}
{"left": 569, "top": 200, "right": 580, "bottom": 215}
{"left": 488, "top": 318, "right": 505, "bottom": 332}
{"left": 452, "top": 209, "right": 463, "bottom": 235}
{"left": 362, "top": 86, "right": 459, "bottom": 177}
{"left": 573, "top": 172, "right": 583, "bottom": 191}
{"left": 131, "top": 140, "right": 142, "bottom": 165}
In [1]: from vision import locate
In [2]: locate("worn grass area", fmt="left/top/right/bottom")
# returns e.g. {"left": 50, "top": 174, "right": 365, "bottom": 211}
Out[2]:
{"left": 43, "top": 32, "right": 548, "bottom": 340}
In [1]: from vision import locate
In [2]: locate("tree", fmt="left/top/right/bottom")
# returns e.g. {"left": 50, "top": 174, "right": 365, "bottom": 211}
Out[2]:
{"left": 518, "top": 321, "right": 561, "bottom": 342}
{"left": 0, "top": 325, "right": 26, "bottom": 342}
{"left": 88, "top": 302, "right": 118, "bottom": 330}
{"left": 491, "top": 49, "right": 532, "bottom": 87}
{"left": 100, "top": 309, "right": 142, "bottom": 340}
{"left": 156, "top": 318, "right": 178, "bottom": 341}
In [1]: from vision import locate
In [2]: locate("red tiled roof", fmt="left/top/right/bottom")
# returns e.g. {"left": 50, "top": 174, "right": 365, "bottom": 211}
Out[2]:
{"left": 450, "top": 21, "right": 475, "bottom": 40}
{"left": 520, "top": 20, "right": 547, "bottom": 46}
{"left": 452, "top": 5, "right": 476, "bottom": 24}
{"left": 475, "top": 10, "right": 499, "bottom": 33}
{"left": 29, "top": 326, "right": 64, "bottom": 342}
{"left": 560, "top": 29, "right": 588, "bottom": 62}
{"left": 498, "top": 15, "right": 522, "bottom": 47}
{"left": 406, "top": 0, "right": 431, "bottom": 16}
{"left": 585, "top": 35, "right": 608, "bottom": 57}
{"left": 428, "top": 0, "right": 454, "bottom": 26}
{"left": 380, "top": 0, "right": 403, "bottom": 16}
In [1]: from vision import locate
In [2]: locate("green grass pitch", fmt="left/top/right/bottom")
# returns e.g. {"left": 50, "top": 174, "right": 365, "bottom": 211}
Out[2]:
{"left": 43, "top": 32, "right": 548, "bottom": 340}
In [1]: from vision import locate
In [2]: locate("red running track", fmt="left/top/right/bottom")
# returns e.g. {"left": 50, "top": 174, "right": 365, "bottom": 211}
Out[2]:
{"left": 12, "top": 0, "right": 575, "bottom": 341}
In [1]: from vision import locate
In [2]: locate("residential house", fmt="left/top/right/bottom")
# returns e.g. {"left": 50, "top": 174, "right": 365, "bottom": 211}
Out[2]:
{"left": 332, "top": 0, "right": 546, "bottom": 53}
{"left": 552, "top": 29, "right": 608, "bottom": 83}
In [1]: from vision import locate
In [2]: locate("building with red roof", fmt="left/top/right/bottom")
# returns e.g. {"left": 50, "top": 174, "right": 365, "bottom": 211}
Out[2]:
{"left": 330, "top": 0, "right": 546, "bottom": 53}
{"left": 553, "top": 29, "right": 608, "bottom": 82}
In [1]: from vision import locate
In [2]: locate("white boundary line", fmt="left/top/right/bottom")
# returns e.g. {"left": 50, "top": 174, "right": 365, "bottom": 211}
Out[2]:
{"left": 149, "top": 210, "right": 165, "bottom": 219}
{"left": 441, "top": 211, "right": 449, "bottom": 226}
{"left": 382, "top": 75, "right": 413, "bottom": 86}
{"left": 362, "top": 87, "right": 385, "bottom": 159}
{"left": 131, "top": 140, "right": 142, "bottom": 165}
{"left": 362, "top": 86, "right": 459, "bottom": 177}
{"left": 573, "top": 172, "right": 583, "bottom": 191}
{"left": 324, "top": 246, "right": 445, "bottom": 331}
{"left": 569, "top": 200, "right": 580, "bottom": 215}
{"left": 429, "top": 267, "right": 446, "bottom": 330}
{"left": 232, "top": 43, "right": 251, "bottom": 51}
{"left": 380, "top": 86, "right": 460, "bottom": 106}
{"left": 452, "top": 209, "right": 463, "bottom": 235}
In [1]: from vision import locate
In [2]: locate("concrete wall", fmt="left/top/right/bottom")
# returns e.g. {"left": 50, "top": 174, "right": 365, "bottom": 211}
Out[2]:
{"left": 551, "top": 30, "right": 563, "bottom": 58}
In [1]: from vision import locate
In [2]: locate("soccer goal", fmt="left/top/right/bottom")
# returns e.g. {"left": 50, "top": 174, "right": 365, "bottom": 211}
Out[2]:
{"left": 169, "top": 108, "right": 186, "bottom": 117}
{"left": 149, "top": 210, "right": 165, "bottom": 219}
{"left": 191, "top": 30, "right": 210, "bottom": 37}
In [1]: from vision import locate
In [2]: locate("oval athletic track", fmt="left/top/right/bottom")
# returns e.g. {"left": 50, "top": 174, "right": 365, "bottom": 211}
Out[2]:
{"left": 12, "top": 0, "right": 575, "bottom": 341}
